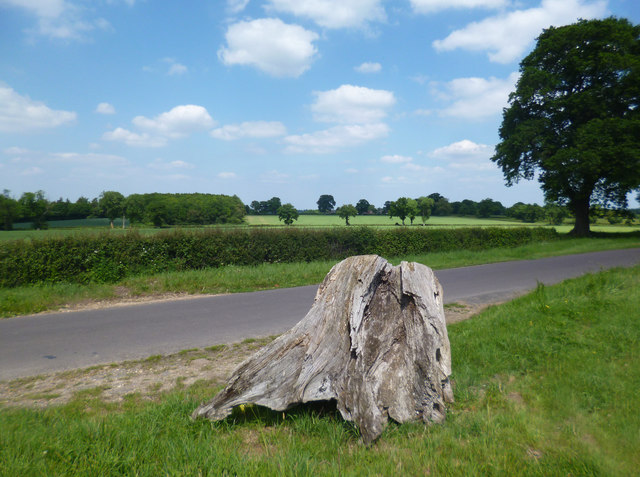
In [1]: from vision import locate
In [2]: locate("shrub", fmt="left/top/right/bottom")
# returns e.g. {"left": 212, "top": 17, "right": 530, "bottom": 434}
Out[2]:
{"left": 0, "top": 227, "right": 559, "bottom": 287}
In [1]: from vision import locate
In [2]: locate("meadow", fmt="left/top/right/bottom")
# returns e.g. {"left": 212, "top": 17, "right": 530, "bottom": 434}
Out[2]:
{"left": 2, "top": 214, "right": 638, "bottom": 242}
{"left": 1, "top": 265, "right": 638, "bottom": 475}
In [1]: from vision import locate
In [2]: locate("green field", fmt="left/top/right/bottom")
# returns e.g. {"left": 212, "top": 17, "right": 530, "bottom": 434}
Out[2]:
{"left": 2, "top": 215, "right": 637, "bottom": 242}
{"left": 247, "top": 214, "right": 530, "bottom": 227}
{"left": 1, "top": 265, "right": 638, "bottom": 475}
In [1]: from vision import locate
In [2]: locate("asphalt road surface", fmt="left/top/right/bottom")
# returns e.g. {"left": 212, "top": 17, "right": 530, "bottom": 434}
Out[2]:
{"left": 1, "top": 248, "right": 638, "bottom": 381}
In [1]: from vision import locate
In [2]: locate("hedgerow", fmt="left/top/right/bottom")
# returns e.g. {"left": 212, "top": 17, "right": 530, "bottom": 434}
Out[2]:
{"left": 0, "top": 227, "right": 558, "bottom": 287}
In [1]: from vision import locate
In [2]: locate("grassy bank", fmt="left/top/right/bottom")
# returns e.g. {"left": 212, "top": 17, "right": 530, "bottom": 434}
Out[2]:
{"left": 1, "top": 235, "right": 638, "bottom": 318}
{"left": 1, "top": 265, "right": 638, "bottom": 475}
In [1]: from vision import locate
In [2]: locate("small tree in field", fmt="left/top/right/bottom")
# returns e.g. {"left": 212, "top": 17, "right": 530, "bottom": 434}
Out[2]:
{"left": 99, "top": 190, "right": 125, "bottom": 228}
{"left": 336, "top": 204, "right": 358, "bottom": 225}
{"left": 277, "top": 203, "right": 299, "bottom": 225}
{"left": 416, "top": 197, "right": 434, "bottom": 225}
{"left": 389, "top": 197, "right": 416, "bottom": 225}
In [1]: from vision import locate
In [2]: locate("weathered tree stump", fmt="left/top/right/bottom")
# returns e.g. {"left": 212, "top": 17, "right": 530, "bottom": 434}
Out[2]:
{"left": 192, "top": 255, "right": 453, "bottom": 444}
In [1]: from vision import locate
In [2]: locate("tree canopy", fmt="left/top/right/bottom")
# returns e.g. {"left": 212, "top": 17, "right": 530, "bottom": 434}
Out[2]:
{"left": 277, "top": 203, "right": 299, "bottom": 225}
{"left": 492, "top": 17, "right": 640, "bottom": 236}
{"left": 317, "top": 194, "right": 336, "bottom": 214}
{"left": 336, "top": 204, "right": 358, "bottom": 225}
{"left": 389, "top": 197, "right": 417, "bottom": 225}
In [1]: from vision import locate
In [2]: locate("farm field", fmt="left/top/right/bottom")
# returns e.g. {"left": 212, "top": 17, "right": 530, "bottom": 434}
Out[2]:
{"left": 1, "top": 265, "right": 638, "bottom": 475}
{"left": 247, "top": 214, "right": 528, "bottom": 227}
{"left": 2, "top": 215, "right": 638, "bottom": 242}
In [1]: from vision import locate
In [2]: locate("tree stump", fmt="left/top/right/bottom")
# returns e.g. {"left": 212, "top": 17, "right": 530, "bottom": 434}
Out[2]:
{"left": 192, "top": 255, "right": 453, "bottom": 444}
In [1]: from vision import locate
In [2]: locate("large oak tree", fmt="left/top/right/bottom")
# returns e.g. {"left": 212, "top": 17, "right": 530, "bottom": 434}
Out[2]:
{"left": 492, "top": 17, "right": 640, "bottom": 236}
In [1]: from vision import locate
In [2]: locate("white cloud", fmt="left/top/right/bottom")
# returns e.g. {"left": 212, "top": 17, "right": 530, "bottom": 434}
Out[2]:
{"left": 266, "top": 0, "right": 385, "bottom": 29}
{"left": 381, "top": 154, "right": 412, "bottom": 164}
{"left": 355, "top": 62, "right": 381, "bottom": 73}
{"left": 1, "top": 0, "right": 111, "bottom": 40}
{"left": 163, "top": 57, "right": 187, "bottom": 75}
{"left": 433, "top": 0, "right": 607, "bottom": 63}
{"left": 429, "top": 139, "right": 495, "bottom": 171}
{"left": 132, "top": 105, "right": 215, "bottom": 139}
{"left": 95, "top": 102, "right": 115, "bottom": 114}
{"left": 211, "top": 121, "right": 287, "bottom": 140}
{"left": 0, "top": 83, "right": 76, "bottom": 132}
{"left": 432, "top": 72, "right": 519, "bottom": 119}
{"left": 410, "top": 0, "right": 508, "bottom": 14}
{"left": 218, "top": 18, "right": 319, "bottom": 78}
{"left": 104, "top": 105, "right": 214, "bottom": 147}
{"left": 218, "top": 172, "right": 237, "bottom": 179}
{"left": 102, "top": 127, "right": 167, "bottom": 147}
{"left": 226, "top": 0, "right": 249, "bottom": 14}
{"left": 168, "top": 63, "right": 187, "bottom": 75}
{"left": 430, "top": 139, "right": 492, "bottom": 159}
{"left": 284, "top": 123, "right": 389, "bottom": 153}
{"left": 312, "top": 85, "right": 395, "bottom": 124}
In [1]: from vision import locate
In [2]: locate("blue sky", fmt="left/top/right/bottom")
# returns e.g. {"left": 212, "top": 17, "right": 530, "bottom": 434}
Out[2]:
{"left": 1, "top": 0, "right": 639, "bottom": 210}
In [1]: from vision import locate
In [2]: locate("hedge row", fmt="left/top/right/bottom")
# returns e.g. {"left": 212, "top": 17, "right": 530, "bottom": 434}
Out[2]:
{"left": 0, "top": 227, "right": 559, "bottom": 287}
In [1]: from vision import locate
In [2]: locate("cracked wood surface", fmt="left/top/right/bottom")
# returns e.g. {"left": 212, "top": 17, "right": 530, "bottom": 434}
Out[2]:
{"left": 192, "top": 255, "right": 453, "bottom": 444}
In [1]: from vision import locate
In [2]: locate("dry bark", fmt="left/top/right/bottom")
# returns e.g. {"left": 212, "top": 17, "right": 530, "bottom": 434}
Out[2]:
{"left": 192, "top": 255, "right": 453, "bottom": 444}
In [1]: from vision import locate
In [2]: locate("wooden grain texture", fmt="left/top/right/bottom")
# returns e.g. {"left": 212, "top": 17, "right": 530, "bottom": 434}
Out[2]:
{"left": 192, "top": 255, "right": 453, "bottom": 444}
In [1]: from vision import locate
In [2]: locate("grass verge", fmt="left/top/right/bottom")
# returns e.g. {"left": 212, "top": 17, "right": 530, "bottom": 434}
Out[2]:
{"left": 1, "top": 265, "right": 638, "bottom": 475}
{"left": 1, "top": 234, "right": 638, "bottom": 318}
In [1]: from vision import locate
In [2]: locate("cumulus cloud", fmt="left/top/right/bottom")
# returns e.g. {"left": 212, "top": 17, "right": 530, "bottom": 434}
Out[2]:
{"left": 218, "top": 18, "right": 319, "bottom": 77}
{"left": 218, "top": 172, "right": 237, "bottom": 179}
{"left": 429, "top": 139, "right": 495, "bottom": 171}
{"left": 312, "top": 85, "right": 395, "bottom": 124}
{"left": 0, "top": 83, "right": 76, "bottom": 132}
{"left": 50, "top": 152, "right": 129, "bottom": 166}
{"left": 211, "top": 121, "right": 287, "bottom": 140}
{"left": 284, "top": 123, "right": 389, "bottom": 153}
{"left": 95, "top": 102, "right": 115, "bottom": 114}
{"left": 104, "top": 105, "right": 215, "bottom": 147}
{"left": 102, "top": 127, "right": 167, "bottom": 147}
{"left": 355, "top": 62, "right": 381, "bottom": 73}
{"left": 410, "top": 0, "right": 508, "bottom": 13}
{"left": 433, "top": 0, "right": 607, "bottom": 63}
{"left": 432, "top": 72, "right": 519, "bottom": 119}
{"left": 132, "top": 105, "right": 215, "bottom": 138}
{"left": 265, "top": 0, "right": 385, "bottom": 29}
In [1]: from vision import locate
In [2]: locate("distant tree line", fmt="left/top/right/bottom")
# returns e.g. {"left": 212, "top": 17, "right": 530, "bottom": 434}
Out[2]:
{"left": 245, "top": 192, "right": 638, "bottom": 228}
{"left": 0, "top": 190, "right": 245, "bottom": 230}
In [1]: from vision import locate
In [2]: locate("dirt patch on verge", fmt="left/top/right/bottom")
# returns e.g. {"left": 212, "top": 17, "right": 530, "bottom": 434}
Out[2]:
{"left": 0, "top": 338, "right": 273, "bottom": 409}
{"left": 0, "top": 304, "right": 485, "bottom": 409}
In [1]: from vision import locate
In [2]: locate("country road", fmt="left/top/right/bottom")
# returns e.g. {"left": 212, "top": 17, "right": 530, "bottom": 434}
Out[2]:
{"left": 1, "top": 248, "right": 639, "bottom": 381}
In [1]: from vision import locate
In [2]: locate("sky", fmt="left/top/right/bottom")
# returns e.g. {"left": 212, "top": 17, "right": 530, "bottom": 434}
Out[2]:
{"left": 1, "top": 0, "right": 639, "bottom": 210}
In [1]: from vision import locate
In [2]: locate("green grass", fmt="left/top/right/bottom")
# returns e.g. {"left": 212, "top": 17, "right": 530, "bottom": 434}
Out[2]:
{"left": 2, "top": 215, "right": 637, "bottom": 241}
{"left": 1, "top": 235, "right": 638, "bottom": 318}
{"left": 248, "top": 214, "right": 534, "bottom": 227}
{"left": 1, "top": 265, "right": 638, "bottom": 475}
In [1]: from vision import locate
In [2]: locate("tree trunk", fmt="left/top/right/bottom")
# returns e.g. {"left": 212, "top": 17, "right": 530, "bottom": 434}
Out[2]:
{"left": 192, "top": 255, "right": 453, "bottom": 445}
{"left": 570, "top": 197, "right": 591, "bottom": 237}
